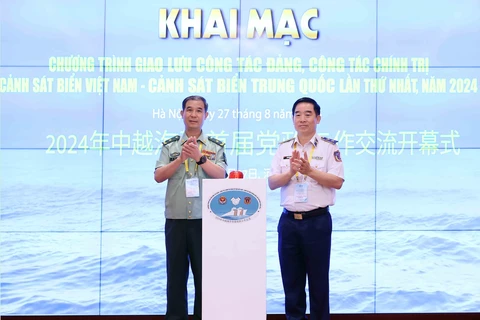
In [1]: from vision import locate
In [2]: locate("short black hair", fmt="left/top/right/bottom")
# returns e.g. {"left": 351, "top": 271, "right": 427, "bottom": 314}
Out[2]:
{"left": 182, "top": 95, "right": 208, "bottom": 112}
{"left": 292, "top": 97, "right": 320, "bottom": 116}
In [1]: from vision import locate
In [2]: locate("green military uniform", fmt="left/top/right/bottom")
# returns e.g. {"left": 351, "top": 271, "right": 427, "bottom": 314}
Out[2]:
{"left": 155, "top": 130, "right": 227, "bottom": 320}
{"left": 155, "top": 131, "right": 227, "bottom": 219}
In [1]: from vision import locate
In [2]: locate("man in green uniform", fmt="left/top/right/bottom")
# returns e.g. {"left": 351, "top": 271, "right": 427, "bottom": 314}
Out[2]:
{"left": 154, "top": 95, "right": 227, "bottom": 320}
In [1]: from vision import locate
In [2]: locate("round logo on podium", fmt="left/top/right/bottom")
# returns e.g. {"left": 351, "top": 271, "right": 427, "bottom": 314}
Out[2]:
{"left": 208, "top": 188, "right": 261, "bottom": 223}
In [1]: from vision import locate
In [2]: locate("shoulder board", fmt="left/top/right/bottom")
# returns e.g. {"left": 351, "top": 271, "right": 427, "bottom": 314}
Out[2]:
{"left": 279, "top": 137, "right": 295, "bottom": 145}
{"left": 208, "top": 136, "right": 225, "bottom": 147}
{"left": 321, "top": 136, "right": 338, "bottom": 145}
{"left": 162, "top": 135, "right": 180, "bottom": 146}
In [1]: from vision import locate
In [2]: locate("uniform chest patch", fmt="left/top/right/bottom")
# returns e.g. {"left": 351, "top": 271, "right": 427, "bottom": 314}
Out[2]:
{"left": 202, "top": 149, "right": 216, "bottom": 160}
{"left": 169, "top": 152, "right": 180, "bottom": 161}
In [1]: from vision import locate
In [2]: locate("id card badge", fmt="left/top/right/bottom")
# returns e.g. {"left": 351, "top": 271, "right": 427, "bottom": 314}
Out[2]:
{"left": 185, "top": 177, "right": 200, "bottom": 198}
{"left": 294, "top": 183, "right": 308, "bottom": 203}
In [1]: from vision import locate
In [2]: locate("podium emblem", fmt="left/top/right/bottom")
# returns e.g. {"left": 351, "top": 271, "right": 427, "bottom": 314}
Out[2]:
{"left": 208, "top": 189, "right": 261, "bottom": 223}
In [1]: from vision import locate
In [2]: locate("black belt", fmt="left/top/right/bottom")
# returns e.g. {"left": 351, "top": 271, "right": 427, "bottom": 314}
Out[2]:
{"left": 283, "top": 206, "right": 329, "bottom": 220}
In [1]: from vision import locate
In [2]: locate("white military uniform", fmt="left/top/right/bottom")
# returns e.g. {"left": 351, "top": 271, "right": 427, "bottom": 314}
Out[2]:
{"left": 269, "top": 134, "right": 344, "bottom": 212}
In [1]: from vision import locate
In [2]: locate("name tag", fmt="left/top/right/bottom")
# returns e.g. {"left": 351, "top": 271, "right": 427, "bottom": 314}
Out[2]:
{"left": 185, "top": 177, "right": 200, "bottom": 198}
{"left": 294, "top": 183, "right": 308, "bottom": 203}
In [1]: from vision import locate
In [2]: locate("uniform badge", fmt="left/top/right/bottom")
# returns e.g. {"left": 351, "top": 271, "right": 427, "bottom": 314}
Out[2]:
{"left": 169, "top": 152, "right": 180, "bottom": 161}
{"left": 163, "top": 135, "right": 180, "bottom": 146}
{"left": 283, "top": 155, "right": 292, "bottom": 159}
{"left": 208, "top": 136, "right": 225, "bottom": 147}
{"left": 321, "top": 137, "right": 338, "bottom": 145}
{"left": 334, "top": 150, "right": 342, "bottom": 162}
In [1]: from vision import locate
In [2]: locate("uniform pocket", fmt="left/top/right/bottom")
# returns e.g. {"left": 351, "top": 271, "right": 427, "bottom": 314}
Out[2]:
{"left": 280, "top": 159, "right": 291, "bottom": 174}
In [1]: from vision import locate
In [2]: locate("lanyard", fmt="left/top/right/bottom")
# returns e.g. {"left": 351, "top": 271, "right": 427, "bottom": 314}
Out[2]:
{"left": 185, "top": 143, "right": 203, "bottom": 176}
{"left": 293, "top": 141, "right": 315, "bottom": 182}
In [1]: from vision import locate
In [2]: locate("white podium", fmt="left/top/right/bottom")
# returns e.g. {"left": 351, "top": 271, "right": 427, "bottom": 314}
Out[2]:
{"left": 202, "top": 178, "right": 267, "bottom": 320}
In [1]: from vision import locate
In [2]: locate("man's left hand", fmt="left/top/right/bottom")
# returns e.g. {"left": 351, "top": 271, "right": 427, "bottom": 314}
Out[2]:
{"left": 298, "top": 151, "right": 313, "bottom": 175}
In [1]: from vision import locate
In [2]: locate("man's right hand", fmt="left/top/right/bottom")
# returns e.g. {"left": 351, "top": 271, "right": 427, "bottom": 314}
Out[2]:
{"left": 180, "top": 136, "right": 197, "bottom": 162}
{"left": 289, "top": 150, "right": 302, "bottom": 175}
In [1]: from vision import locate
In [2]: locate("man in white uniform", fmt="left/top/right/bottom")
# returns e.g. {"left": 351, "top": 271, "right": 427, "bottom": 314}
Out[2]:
{"left": 268, "top": 97, "right": 345, "bottom": 320}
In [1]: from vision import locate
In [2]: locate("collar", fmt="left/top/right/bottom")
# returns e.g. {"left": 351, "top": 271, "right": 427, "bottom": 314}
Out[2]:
{"left": 292, "top": 135, "right": 319, "bottom": 148}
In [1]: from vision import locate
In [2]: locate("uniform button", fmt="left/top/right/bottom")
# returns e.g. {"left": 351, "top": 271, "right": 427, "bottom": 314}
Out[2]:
{"left": 189, "top": 201, "right": 191, "bottom": 204}
{"left": 189, "top": 210, "right": 192, "bottom": 213}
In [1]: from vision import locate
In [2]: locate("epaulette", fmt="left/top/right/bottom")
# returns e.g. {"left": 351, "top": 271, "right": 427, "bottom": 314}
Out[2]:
{"left": 279, "top": 137, "right": 295, "bottom": 145}
{"left": 208, "top": 136, "right": 225, "bottom": 147}
{"left": 162, "top": 135, "right": 180, "bottom": 146}
{"left": 321, "top": 136, "right": 338, "bottom": 145}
